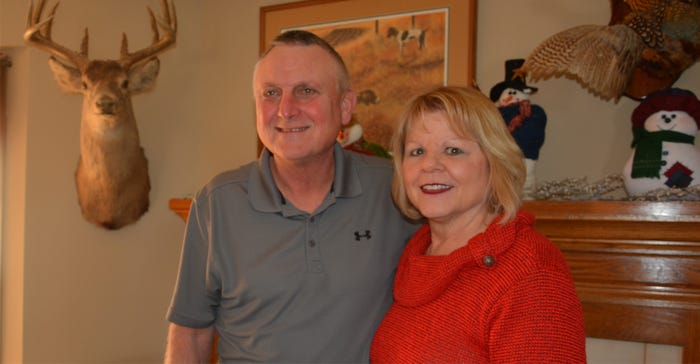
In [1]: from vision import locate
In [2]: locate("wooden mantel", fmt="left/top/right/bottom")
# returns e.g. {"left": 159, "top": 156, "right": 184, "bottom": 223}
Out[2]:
{"left": 169, "top": 198, "right": 700, "bottom": 363}
{"left": 524, "top": 200, "right": 700, "bottom": 363}
{"left": 169, "top": 198, "right": 191, "bottom": 221}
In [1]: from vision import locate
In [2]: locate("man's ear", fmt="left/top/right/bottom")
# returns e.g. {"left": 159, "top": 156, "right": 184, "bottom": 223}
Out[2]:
{"left": 48, "top": 56, "right": 83, "bottom": 94}
{"left": 341, "top": 89, "right": 357, "bottom": 126}
{"left": 128, "top": 57, "right": 160, "bottom": 94}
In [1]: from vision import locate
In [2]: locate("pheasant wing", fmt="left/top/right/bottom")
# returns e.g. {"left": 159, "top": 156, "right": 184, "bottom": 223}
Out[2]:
{"left": 522, "top": 24, "right": 644, "bottom": 101}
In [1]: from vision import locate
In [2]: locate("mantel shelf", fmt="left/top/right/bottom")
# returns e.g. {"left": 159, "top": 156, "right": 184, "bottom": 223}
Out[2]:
{"left": 168, "top": 197, "right": 700, "bottom": 362}
{"left": 169, "top": 198, "right": 700, "bottom": 222}
{"left": 169, "top": 198, "right": 191, "bottom": 221}
{"left": 522, "top": 200, "right": 700, "bottom": 222}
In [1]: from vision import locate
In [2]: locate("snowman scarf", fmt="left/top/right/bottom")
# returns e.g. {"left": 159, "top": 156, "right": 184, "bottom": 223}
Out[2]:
{"left": 631, "top": 129, "right": 695, "bottom": 178}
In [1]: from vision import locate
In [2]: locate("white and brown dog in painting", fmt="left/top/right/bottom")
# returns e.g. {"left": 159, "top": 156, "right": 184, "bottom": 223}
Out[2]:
{"left": 387, "top": 26, "right": 427, "bottom": 55}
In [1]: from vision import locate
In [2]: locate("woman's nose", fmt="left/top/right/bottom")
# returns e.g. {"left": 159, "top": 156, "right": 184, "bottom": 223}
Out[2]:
{"left": 421, "top": 152, "right": 444, "bottom": 171}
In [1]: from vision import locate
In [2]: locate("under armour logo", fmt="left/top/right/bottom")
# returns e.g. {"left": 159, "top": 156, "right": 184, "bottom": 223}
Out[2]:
{"left": 354, "top": 230, "right": 372, "bottom": 241}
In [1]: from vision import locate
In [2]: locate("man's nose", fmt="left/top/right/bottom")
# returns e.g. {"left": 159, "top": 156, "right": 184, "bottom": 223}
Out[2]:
{"left": 278, "top": 93, "right": 298, "bottom": 119}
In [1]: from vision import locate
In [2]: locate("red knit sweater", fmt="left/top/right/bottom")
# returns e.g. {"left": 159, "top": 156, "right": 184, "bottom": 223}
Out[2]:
{"left": 370, "top": 211, "right": 586, "bottom": 363}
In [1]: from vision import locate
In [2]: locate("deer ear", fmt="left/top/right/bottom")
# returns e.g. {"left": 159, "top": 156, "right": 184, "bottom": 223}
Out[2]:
{"left": 128, "top": 57, "right": 160, "bottom": 94}
{"left": 48, "top": 56, "right": 83, "bottom": 93}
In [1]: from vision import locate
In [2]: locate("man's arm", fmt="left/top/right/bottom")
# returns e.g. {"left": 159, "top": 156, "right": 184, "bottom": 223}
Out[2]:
{"left": 164, "top": 323, "right": 215, "bottom": 364}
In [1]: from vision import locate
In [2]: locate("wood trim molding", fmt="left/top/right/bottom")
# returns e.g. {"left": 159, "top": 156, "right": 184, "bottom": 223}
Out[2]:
{"left": 523, "top": 200, "right": 700, "bottom": 363}
{"left": 169, "top": 198, "right": 191, "bottom": 221}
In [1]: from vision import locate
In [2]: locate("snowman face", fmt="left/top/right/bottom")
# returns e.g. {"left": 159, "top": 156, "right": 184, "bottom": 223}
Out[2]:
{"left": 497, "top": 87, "right": 530, "bottom": 107}
{"left": 643, "top": 110, "right": 699, "bottom": 136}
{"left": 337, "top": 123, "right": 363, "bottom": 146}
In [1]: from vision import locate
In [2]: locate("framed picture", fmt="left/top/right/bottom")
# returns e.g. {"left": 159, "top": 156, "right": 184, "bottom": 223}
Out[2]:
{"left": 260, "top": 0, "right": 477, "bottom": 151}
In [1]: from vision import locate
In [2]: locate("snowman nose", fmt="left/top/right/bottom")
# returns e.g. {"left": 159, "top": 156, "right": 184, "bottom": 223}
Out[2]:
{"left": 662, "top": 114, "right": 676, "bottom": 123}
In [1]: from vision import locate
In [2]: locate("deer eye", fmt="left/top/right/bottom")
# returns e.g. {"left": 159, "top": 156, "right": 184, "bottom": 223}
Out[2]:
{"left": 121, "top": 80, "right": 129, "bottom": 89}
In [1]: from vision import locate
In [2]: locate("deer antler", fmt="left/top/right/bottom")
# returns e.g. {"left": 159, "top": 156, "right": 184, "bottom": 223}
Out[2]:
{"left": 24, "top": 0, "right": 89, "bottom": 72}
{"left": 120, "top": 0, "right": 177, "bottom": 69}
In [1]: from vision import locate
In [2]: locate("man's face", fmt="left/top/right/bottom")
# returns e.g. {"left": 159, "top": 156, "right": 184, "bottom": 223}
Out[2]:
{"left": 253, "top": 44, "right": 355, "bottom": 165}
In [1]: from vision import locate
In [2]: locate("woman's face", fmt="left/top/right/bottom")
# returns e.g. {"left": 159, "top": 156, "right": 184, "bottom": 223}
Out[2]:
{"left": 401, "top": 111, "right": 491, "bottom": 224}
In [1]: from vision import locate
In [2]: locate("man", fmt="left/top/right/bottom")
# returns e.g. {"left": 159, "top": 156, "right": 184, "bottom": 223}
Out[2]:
{"left": 164, "top": 30, "right": 417, "bottom": 363}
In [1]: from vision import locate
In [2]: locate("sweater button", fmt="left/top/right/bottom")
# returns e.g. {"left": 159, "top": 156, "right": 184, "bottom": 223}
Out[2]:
{"left": 482, "top": 255, "right": 495, "bottom": 267}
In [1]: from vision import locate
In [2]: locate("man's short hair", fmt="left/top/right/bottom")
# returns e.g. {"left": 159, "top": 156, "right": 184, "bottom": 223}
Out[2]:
{"left": 260, "top": 29, "right": 351, "bottom": 90}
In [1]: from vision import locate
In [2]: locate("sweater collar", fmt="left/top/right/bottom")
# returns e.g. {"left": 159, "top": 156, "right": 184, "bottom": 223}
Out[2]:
{"left": 393, "top": 211, "right": 534, "bottom": 307}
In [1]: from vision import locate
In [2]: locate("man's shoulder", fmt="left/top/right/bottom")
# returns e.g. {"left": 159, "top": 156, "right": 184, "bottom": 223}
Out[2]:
{"left": 344, "top": 149, "right": 393, "bottom": 172}
{"left": 199, "top": 160, "right": 257, "bottom": 197}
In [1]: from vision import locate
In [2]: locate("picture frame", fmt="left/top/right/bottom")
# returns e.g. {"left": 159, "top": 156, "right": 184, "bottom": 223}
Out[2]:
{"left": 259, "top": 0, "right": 477, "bottom": 152}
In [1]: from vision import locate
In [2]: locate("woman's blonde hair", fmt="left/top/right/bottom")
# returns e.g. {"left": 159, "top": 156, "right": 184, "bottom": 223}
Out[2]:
{"left": 391, "top": 86, "right": 526, "bottom": 223}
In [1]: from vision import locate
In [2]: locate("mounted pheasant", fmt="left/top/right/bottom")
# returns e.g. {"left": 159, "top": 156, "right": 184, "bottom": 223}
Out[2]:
{"left": 518, "top": 0, "right": 700, "bottom": 101}
{"left": 24, "top": 0, "right": 177, "bottom": 229}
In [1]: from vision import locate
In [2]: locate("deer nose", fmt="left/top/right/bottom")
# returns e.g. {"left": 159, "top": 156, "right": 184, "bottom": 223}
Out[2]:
{"left": 96, "top": 96, "right": 117, "bottom": 114}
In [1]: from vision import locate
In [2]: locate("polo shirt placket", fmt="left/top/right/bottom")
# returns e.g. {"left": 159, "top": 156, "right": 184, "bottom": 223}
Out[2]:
{"left": 306, "top": 215, "right": 324, "bottom": 273}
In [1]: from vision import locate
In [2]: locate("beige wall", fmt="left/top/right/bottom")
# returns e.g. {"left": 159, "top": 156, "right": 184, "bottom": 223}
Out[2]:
{"left": 479, "top": 1, "right": 700, "bottom": 183}
{"left": 0, "top": 0, "right": 697, "bottom": 362}
{"left": 1, "top": 0, "right": 286, "bottom": 362}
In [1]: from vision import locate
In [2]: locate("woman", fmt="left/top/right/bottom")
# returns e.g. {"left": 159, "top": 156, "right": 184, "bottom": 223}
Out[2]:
{"left": 370, "top": 86, "right": 586, "bottom": 363}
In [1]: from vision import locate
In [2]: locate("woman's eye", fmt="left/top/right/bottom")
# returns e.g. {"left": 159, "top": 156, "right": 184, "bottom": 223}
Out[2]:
{"left": 445, "top": 147, "right": 463, "bottom": 155}
{"left": 407, "top": 148, "right": 424, "bottom": 157}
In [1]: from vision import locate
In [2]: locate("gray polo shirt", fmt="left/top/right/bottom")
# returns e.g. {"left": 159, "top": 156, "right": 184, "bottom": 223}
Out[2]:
{"left": 167, "top": 143, "right": 418, "bottom": 363}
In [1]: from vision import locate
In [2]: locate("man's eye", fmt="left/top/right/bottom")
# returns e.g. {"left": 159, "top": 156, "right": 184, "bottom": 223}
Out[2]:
{"left": 263, "top": 89, "right": 279, "bottom": 97}
{"left": 297, "top": 87, "right": 316, "bottom": 96}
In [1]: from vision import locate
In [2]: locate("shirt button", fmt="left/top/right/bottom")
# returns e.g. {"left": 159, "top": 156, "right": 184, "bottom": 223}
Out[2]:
{"left": 309, "top": 216, "right": 315, "bottom": 223}
{"left": 482, "top": 255, "right": 495, "bottom": 267}
{"left": 309, "top": 240, "right": 316, "bottom": 247}
{"left": 660, "top": 160, "right": 667, "bottom": 166}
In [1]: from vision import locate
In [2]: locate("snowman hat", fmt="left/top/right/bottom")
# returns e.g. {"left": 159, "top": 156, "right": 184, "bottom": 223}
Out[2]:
{"left": 489, "top": 59, "right": 538, "bottom": 102}
{"left": 631, "top": 88, "right": 700, "bottom": 129}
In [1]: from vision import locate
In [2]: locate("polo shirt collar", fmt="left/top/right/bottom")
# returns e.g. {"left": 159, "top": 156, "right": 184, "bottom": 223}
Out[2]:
{"left": 248, "top": 143, "right": 363, "bottom": 213}
{"left": 332, "top": 143, "right": 363, "bottom": 199}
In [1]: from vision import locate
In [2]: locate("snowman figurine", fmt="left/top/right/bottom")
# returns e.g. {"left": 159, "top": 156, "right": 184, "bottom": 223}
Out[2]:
{"left": 337, "top": 123, "right": 391, "bottom": 158}
{"left": 622, "top": 88, "right": 700, "bottom": 196}
{"left": 489, "top": 59, "right": 547, "bottom": 198}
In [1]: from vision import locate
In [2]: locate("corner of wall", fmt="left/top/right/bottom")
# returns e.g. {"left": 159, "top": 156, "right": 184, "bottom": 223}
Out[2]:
{"left": 1, "top": 46, "right": 29, "bottom": 364}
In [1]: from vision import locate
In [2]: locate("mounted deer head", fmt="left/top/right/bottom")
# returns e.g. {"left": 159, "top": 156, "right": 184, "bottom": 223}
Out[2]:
{"left": 24, "top": 0, "right": 177, "bottom": 229}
